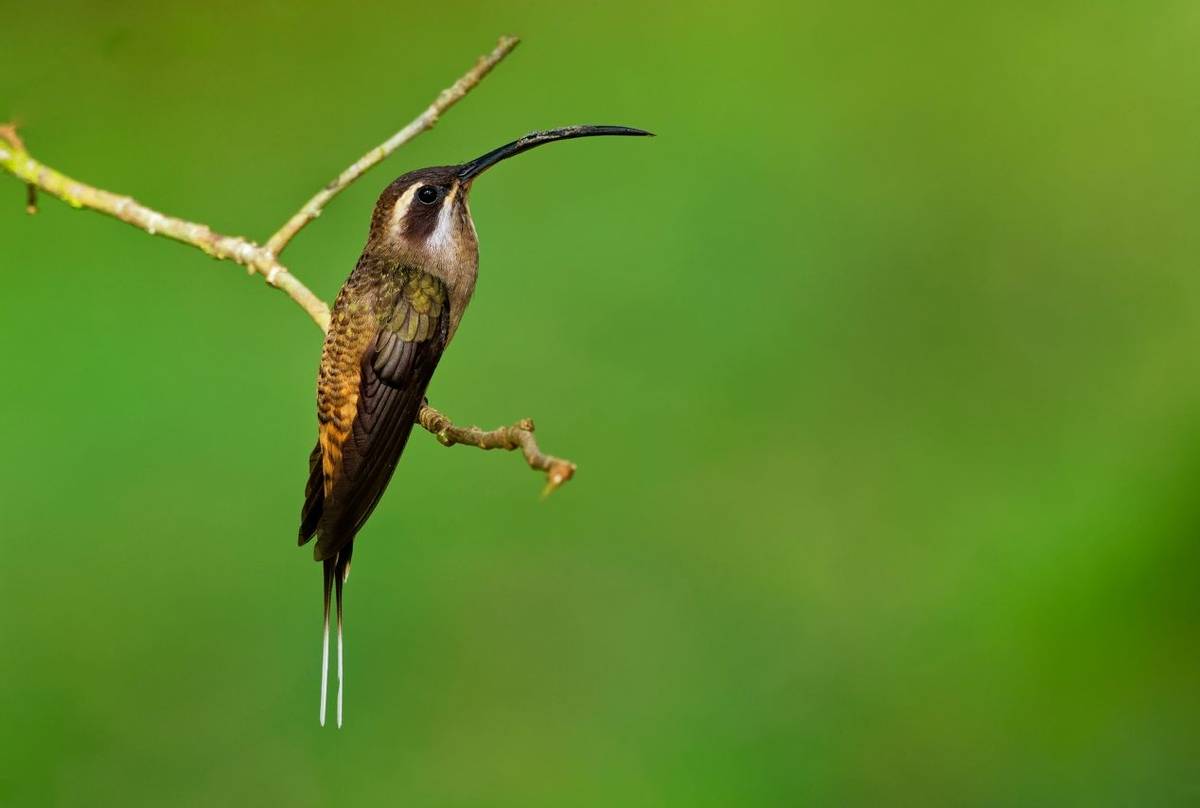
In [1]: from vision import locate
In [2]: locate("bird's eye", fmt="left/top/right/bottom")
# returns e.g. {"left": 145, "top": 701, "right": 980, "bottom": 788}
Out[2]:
{"left": 416, "top": 186, "right": 439, "bottom": 205}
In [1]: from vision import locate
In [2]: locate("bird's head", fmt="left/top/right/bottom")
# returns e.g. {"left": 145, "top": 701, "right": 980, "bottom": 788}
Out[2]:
{"left": 367, "top": 125, "right": 653, "bottom": 273}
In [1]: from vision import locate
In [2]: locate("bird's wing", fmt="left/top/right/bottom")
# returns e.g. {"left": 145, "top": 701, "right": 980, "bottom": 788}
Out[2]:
{"left": 301, "top": 268, "right": 449, "bottom": 561}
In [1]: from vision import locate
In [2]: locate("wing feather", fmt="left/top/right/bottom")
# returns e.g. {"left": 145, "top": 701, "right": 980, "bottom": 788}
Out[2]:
{"left": 302, "top": 267, "right": 449, "bottom": 561}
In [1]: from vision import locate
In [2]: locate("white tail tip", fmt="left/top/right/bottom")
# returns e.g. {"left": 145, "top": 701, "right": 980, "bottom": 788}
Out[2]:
{"left": 336, "top": 621, "right": 344, "bottom": 728}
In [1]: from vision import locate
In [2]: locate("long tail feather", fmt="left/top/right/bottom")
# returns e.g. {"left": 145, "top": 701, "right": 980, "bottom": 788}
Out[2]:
{"left": 319, "top": 558, "right": 335, "bottom": 727}
{"left": 335, "top": 554, "right": 346, "bottom": 729}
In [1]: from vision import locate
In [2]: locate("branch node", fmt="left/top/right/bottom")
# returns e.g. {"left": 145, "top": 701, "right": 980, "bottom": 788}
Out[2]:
{"left": 0, "top": 123, "right": 38, "bottom": 214}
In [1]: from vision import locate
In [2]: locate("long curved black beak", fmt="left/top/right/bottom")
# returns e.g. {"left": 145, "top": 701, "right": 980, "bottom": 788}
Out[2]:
{"left": 457, "top": 125, "right": 654, "bottom": 183}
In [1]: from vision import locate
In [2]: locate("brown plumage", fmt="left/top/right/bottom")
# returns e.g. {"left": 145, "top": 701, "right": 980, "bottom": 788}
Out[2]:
{"left": 303, "top": 260, "right": 450, "bottom": 563}
{"left": 298, "top": 126, "right": 653, "bottom": 727}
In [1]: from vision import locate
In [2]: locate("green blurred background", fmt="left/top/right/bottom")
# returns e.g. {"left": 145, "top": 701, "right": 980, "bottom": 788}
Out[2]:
{"left": 2, "top": 1, "right": 1199, "bottom": 805}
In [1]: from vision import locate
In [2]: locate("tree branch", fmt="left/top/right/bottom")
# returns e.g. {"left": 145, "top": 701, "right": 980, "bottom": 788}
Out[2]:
{"left": 418, "top": 407, "right": 576, "bottom": 497}
{"left": 265, "top": 35, "right": 519, "bottom": 258}
{"left": 0, "top": 36, "right": 576, "bottom": 496}
{"left": 0, "top": 124, "right": 332, "bottom": 330}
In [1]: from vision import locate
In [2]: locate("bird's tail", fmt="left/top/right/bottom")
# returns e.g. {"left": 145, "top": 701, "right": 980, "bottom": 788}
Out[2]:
{"left": 335, "top": 552, "right": 346, "bottom": 729}
{"left": 318, "top": 546, "right": 353, "bottom": 728}
{"left": 319, "top": 557, "right": 334, "bottom": 726}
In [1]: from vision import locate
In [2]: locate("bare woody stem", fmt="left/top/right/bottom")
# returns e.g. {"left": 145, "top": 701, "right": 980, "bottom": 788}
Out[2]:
{"left": 418, "top": 408, "right": 577, "bottom": 496}
{"left": 0, "top": 36, "right": 576, "bottom": 495}
{"left": 0, "top": 124, "right": 333, "bottom": 330}
{"left": 264, "top": 35, "right": 519, "bottom": 259}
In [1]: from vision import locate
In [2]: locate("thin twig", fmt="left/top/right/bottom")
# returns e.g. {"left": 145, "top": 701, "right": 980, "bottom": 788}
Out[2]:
{"left": 0, "top": 36, "right": 577, "bottom": 495}
{"left": 263, "top": 35, "right": 520, "bottom": 259}
{"left": 418, "top": 407, "right": 577, "bottom": 497}
{"left": 0, "top": 131, "right": 332, "bottom": 329}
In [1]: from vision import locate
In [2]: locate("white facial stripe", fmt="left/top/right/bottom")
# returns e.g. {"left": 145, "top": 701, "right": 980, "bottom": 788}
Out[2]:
{"left": 388, "top": 183, "right": 420, "bottom": 237}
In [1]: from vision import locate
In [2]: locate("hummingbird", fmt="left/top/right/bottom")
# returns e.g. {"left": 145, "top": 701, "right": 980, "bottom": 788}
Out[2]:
{"left": 298, "top": 125, "right": 652, "bottom": 727}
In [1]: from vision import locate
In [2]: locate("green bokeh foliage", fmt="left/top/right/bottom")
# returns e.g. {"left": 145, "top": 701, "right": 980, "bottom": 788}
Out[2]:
{"left": 2, "top": 1, "right": 1198, "bottom": 805}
